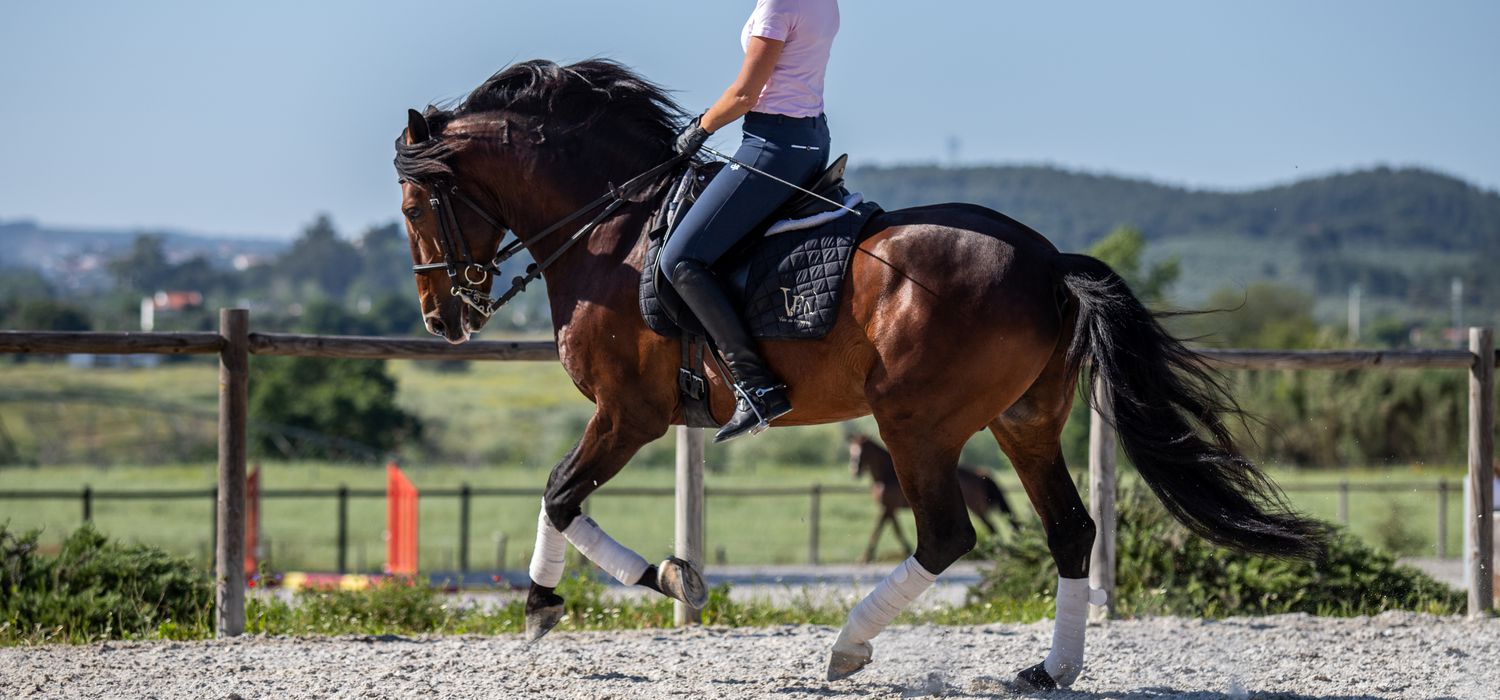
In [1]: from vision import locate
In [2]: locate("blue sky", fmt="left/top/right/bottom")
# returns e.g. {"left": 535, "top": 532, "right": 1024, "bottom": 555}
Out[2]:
{"left": 1, "top": 1, "right": 1495, "bottom": 239}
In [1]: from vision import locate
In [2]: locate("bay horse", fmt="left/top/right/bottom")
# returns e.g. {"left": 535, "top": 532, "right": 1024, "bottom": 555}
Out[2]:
{"left": 848, "top": 433, "right": 1020, "bottom": 563}
{"left": 393, "top": 59, "right": 1323, "bottom": 688}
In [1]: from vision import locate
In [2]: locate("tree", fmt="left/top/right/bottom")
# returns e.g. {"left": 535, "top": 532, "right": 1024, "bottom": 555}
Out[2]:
{"left": 1086, "top": 226, "right": 1179, "bottom": 305}
{"left": 17, "top": 299, "right": 91, "bottom": 331}
{"left": 248, "top": 356, "right": 422, "bottom": 459}
{"left": 1190, "top": 283, "right": 1322, "bottom": 350}
{"left": 276, "top": 215, "right": 362, "bottom": 300}
{"left": 107, "top": 235, "right": 171, "bottom": 295}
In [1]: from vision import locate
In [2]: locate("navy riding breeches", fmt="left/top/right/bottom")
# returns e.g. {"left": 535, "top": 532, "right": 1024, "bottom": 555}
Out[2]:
{"left": 659, "top": 112, "right": 831, "bottom": 278}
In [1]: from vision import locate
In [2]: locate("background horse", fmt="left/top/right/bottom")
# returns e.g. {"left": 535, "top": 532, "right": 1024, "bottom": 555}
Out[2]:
{"left": 848, "top": 433, "right": 1020, "bottom": 562}
{"left": 393, "top": 59, "right": 1324, "bottom": 688}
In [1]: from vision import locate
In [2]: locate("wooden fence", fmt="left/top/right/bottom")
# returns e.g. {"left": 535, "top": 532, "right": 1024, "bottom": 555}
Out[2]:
{"left": 2, "top": 313, "right": 1496, "bottom": 632}
{"left": 0, "top": 478, "right": 1470, "bottom": 572}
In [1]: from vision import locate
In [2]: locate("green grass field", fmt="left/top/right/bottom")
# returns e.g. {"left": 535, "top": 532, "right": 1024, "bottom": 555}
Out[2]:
{"left": 0, "top": 459, "right": 1468, "bottom": 573}
{"left": 0, "top": 360, "right": 1473, "bottom": 572}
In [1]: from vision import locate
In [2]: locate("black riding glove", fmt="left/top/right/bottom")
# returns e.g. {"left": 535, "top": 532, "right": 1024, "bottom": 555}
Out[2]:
{"left": 674, "top": 116, "right": 711, "bottom": 158}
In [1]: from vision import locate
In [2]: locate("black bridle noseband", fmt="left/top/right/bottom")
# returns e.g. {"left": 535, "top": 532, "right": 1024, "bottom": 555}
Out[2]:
{"left": 404, "top": 154, "right": 685, "bottom": 319}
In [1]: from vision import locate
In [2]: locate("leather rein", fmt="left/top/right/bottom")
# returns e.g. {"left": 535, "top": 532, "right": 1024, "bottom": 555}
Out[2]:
{"left": 404, "top": 154, "right": 686, "bottom": 318}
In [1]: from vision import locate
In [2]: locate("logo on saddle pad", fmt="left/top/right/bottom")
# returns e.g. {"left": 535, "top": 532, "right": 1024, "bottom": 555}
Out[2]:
{"left": 780, "top": 287, "right": 812, "bottom": 320}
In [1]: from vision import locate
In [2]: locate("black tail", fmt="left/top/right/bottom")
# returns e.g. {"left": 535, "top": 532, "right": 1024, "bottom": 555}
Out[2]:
{"left": 1057, "top": 253, "right": 1327, "bottom": 558}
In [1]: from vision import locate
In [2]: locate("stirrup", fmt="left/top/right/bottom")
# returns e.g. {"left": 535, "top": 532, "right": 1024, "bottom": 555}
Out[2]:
{"left": 734, "top": 383, "right": 783, "bottom": 433}
{"left": 715, "top": 383, "right": 790, "bottom": 443}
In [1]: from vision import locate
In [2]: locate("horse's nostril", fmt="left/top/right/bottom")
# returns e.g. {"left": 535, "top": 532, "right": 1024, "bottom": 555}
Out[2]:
{"left": 430, "top": 318, "right": 446, "bottom": 336}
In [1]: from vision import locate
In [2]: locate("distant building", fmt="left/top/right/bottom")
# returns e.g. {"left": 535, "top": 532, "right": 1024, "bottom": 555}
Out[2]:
{"left": 140, "top": 290, "right": 204, "bottom": 332}
{"left": 67, "top": 290, "right": 206, "bottom": 370}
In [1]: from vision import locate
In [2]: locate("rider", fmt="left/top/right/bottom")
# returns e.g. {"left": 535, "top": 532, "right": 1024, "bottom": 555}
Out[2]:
{"left": 663, "top": 0, "right": 840, "bottom": 443}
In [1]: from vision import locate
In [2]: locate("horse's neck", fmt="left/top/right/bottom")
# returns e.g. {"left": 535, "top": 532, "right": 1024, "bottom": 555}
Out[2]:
{"left": 869, "top": 447, "right": 899, "bottom": 486}
{"left": 490, "top": 158, "right": 657, "bottom": 297}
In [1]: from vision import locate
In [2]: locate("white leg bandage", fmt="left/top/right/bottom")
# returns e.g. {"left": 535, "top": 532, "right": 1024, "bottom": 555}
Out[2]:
{"left": 836, "top": 556, "right": 937, "bottom": 649}
{"left": 561, "top": 514, "right": 649, "bottom": 585}
{"left": 1043, "top": 576, "right": 1107, "bottom": 687}
{"left": 527, "top": 503, "right": 567, "bottom": 588}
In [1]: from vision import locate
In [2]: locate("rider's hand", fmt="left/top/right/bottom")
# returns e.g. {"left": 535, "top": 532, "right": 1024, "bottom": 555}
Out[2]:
{"left": 674, "top": 116, "right": 711, "bottom": 157}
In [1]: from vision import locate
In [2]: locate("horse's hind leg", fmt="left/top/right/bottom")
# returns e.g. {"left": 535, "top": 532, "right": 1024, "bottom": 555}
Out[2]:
{"left": 827, "top": 424, "right": 977, "bottom": 680}
{"left": 989, "top": 385, "right": 1100, "bottom": 689}
{"left": 861, "top": 511, "right": 890, "bottom": 564}
{"left": 525, "top": 406, "right": 689, "bottom": 642}
{"left": 887, "top": 511, "right": 915, "bottom": 556}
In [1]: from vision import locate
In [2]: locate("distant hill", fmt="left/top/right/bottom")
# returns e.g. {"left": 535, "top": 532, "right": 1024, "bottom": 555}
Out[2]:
{"left": 6, "top": 165, "right": 1497, "bottom": 326}
{"left": 850, "top": 165, "right": 1500, "bottom": 323}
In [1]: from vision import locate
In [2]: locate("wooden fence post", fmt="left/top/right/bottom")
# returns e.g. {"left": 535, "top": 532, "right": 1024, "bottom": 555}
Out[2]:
{"left": 808, "top": 484, "right": 822, "bottom": 566}
{"left": 215, "top": 308, "right": 249, "bottom": 637}
{"left": 1467, "top": 327, "right": 1494, "bottom": 616}
{"left": 1437, "top": 481, "right": 1449, "bottom": 559}
{"left": 336, "top": 485, "right": 349, "bottom": 574}
{"left": 1088, "top": 380, "right": 1117, "bottom": 621}
{"left": 674, "top": 426, "right": 706, "bottom": 625}
{"left": 459, "top": 483, "right": 472, "bottom": 578}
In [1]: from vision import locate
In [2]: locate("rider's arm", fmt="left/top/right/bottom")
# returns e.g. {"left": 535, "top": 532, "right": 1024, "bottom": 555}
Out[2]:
{"left": 700, "top": 36, "right": 784, "bottom": 133}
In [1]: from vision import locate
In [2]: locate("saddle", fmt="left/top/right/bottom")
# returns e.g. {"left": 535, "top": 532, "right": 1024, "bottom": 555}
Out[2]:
{"left": 639, "top": 155, "right": 882, "bottom": 429}
{"left": 639, "top": 154, "right": 884, "bottom": 341}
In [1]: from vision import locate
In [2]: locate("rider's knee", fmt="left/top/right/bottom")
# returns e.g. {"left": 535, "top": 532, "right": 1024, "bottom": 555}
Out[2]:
{"left": 662, "top": 254, "right": 709, "bottom": 287}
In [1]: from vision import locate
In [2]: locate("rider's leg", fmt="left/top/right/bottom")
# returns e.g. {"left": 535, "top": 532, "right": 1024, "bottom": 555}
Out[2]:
{"left": 659, "top": 113, "right": 829, "bottom": 442}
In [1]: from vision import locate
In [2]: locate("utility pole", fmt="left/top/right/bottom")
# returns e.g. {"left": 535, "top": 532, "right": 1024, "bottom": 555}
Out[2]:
{"left": 1347, "top": 284, "right": 1361, "bottom": 343}
{"left": 1451, "top": 277, "right": 1464, "bottom": 347}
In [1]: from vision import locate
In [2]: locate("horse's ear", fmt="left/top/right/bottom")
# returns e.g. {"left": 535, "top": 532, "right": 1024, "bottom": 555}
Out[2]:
{"left": 407, "top": 109, "right": 430, "bottom": 144}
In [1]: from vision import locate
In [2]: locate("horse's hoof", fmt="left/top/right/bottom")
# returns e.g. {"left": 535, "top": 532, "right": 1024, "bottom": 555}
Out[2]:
{"left": 825, "top": 641, "right": 873, "bottom": 681}
{"left": 657, "top": 556, "right": 708, "bottom": 609}
{"left": 1014, "top": 662, "right": 1058, "bottom": 691}
{"left": 524, "top": 604, "right": 565, "bottom": 645}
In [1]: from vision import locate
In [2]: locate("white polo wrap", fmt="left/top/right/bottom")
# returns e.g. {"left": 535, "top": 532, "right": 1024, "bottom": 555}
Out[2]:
{"left": 561, "top": 514, "right": 650, "bottom": 585}
{"left": 836, "top": 556, "right": 937, "bottom": 648}
{"left": 1043, "top": 576, "right": 1106, "bottom": 687}
{"left": 527, "top": 503, "right": 568, "bottom": 588}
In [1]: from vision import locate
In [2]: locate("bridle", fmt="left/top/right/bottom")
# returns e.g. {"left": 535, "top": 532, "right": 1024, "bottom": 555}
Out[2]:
{"left": 405, "top": 153, "right": 687, "bottom": 319}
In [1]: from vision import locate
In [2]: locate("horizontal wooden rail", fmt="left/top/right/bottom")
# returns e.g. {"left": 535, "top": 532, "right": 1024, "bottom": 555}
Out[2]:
{"left": 1199, "top": 348, "right": 1496, "bottom": 370}
{"left": 0, "top": 483, "right": 881, "bottom": 501}
{"left": 0, "top": 481, "right": 1472, "bottom": 500}
{"left": 5, "top": 330, "right": 1494, "bottom": 370}
{"left": 246, "top": 333, "right": 558, "bottom": 361}
{"left": 0, "top": 331, "right": 223, "bottom": 355}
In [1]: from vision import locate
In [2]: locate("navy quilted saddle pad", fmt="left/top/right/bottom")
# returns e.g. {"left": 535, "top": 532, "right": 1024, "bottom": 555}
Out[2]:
{"left": 639, "top": 167, "right": 883, "bottom": 341}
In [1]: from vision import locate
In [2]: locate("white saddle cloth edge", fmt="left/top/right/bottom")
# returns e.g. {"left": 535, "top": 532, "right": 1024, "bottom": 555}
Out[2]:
{"left": 765, "top": 192, "right": 864, "bottom": 236}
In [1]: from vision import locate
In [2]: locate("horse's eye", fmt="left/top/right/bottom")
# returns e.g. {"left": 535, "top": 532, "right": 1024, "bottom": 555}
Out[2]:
{"left": 404, "top": 206, "right": 422, "bottom": 221}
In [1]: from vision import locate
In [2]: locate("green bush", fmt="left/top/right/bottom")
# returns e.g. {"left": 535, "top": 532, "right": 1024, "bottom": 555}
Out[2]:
{"left": 0, "top": 524, "right": 212, "bottom": 643}
{"left": 249, "top": 356, "right": 423, "bottom": 459}
{"left": 969, "top": 491, "right": 1463, "bottom": 618}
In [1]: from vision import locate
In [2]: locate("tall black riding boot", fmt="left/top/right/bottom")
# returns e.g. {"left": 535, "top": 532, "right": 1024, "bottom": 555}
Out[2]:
{"left": 670, "top": 259, "right": 793, "bottom": 442}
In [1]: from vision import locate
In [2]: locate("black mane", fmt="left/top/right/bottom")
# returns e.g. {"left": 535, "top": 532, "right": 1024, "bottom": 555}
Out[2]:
{"left": 395, "top": 59, "right": 686, "bottom": 183}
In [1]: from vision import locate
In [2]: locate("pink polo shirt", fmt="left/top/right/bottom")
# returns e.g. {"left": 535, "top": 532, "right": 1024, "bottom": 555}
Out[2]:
{"left": 741, "top": 0, "right": 839, "bottom": 118}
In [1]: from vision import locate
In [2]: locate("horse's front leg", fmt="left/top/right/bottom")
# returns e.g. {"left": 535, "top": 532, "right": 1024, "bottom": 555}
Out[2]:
{"left": 525, "top": 407, "right": 699, "bottom": 641}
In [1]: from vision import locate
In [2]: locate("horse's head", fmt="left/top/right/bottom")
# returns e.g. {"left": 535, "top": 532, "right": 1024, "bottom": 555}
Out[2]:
{"left": 397, "top": 109, "right": 508, "bottom": 344}
{"left": 394, "top": 60, "right": 687, "bottom": 343}
{"left": 848, "top": 433, "right": 871, "bottom": 479}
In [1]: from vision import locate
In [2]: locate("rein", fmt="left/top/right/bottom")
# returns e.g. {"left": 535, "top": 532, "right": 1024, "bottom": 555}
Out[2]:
{"left": 406, "top": 154, "right": 686, "bottom": 318}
